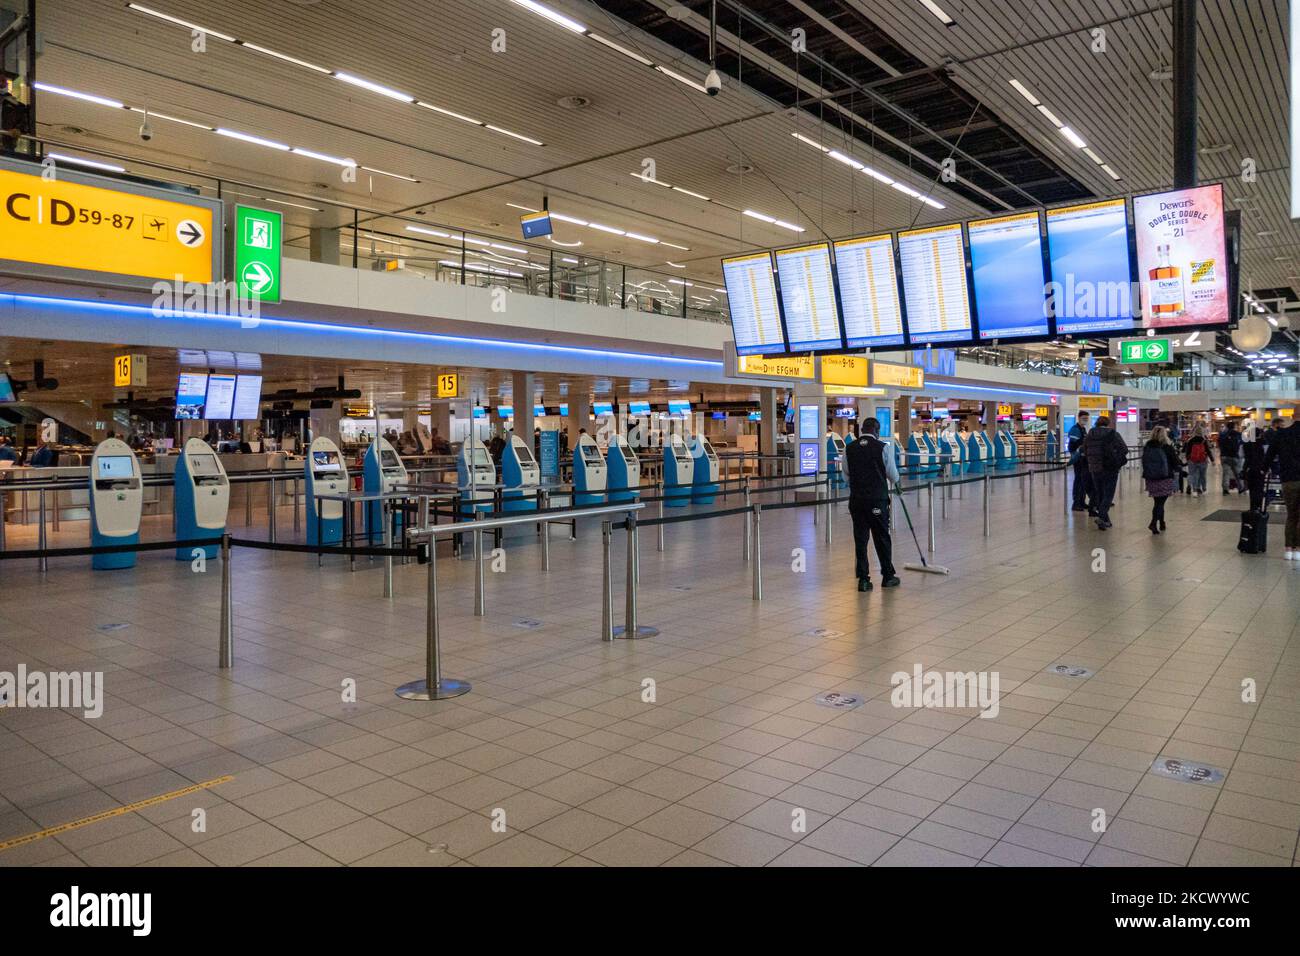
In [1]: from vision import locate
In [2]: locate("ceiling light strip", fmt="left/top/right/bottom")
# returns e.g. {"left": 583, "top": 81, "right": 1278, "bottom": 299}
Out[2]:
{"left": 790, "top": 133, "right": 945, "bottom": 210}
{"left": 629, "top": 172, "right": 803, "bottom": 232}
{"left": 1009, "top": 78, "right": 1121, "bottom": 181}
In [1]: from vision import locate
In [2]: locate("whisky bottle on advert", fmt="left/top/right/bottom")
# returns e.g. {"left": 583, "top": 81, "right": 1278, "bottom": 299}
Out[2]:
{"left": 1147, "top": 243, "right": 1184, "bottom": 318}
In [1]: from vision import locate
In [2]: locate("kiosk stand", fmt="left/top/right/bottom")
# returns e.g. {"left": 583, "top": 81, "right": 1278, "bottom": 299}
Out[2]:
{"left": 572, "top": 433, "right": 607, "bottom": 506}
{"left": 88, "top": 439, "right": 142, "bottom": 570}
{"left": 967, "top": 431, "right": 992, "bottom": 474}
{"left": 363, "top": 436, "right": 408, "bottom": 542}
{"left": 993, "top": 427, "right": 1016, "bottom": 471}
{"left": 826, "top": 432, "right": 848, "bottom": 490}
{"left": 501, "top": 433, "right": 539, "bottom": 512}
{"left": 662, "top": 434, "right": 695, "bottom": 507}
{"left": 306, "top": 436, "right": 349, "bottom": 545}
{"left": 690, "top": 437, "right": 721, "bottom": 504}
{"left": 606, "top": 436, "right": 640, "bottom": 504}
{"left": 457, "top": 436, "right": 496, "bottom": 515}
{"left": 174, "top": 437, "right": 229, "bottom": 560}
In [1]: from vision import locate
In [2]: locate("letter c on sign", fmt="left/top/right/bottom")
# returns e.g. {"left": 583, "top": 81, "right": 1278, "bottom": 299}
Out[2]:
{"left": 5, "top": 193, "right": 30, "bottom": 221}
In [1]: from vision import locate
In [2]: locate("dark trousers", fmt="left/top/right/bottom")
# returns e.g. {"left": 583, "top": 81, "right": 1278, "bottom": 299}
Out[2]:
{"left": 1090, "top": 468, "right": 1119, "bottom": 524}
{"left": 1071, "top": 460, "right": 1092, "bottom": 509}
{"left": 849, "top": 497, "right": 895, "bottom": 581}
{"left": 1247, "top": 472, "right": 1266, "bottom": 513}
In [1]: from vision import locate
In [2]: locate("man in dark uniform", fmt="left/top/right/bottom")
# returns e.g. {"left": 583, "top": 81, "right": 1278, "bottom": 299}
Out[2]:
{"left": 1067, "top": 410, "right": 1093, "bottom": 513}
{"left": 845, "top": 417, "right": 900, "bottom": 591}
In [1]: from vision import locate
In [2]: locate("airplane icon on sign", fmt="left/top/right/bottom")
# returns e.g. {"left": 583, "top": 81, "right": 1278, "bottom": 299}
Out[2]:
{"left": 142, "top": 216, "right": 168, "bottom": 240}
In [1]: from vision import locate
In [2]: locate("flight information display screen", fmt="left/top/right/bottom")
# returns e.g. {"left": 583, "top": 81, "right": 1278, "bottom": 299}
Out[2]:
{"left": 833, "top": 233, "right": 905, "bottom": 348}
{"left": 1046, "top": 199, "right": 1136, "bottom": 336}
{"left": 204, "top": 374, "right": 237, "bottom": 420}
{"left": 175, "top": 373, "right": 208, "bottom": 420}
{"left": 898, "top": 223, "right": 973, "bottom": 345}
{"left": 773, "top": 242, "right": 843, "bottom": 352}
{"left": 968, "top": 211, "right": 1050, "bottom": 340}
{"left": 232, "top": 374, "right": 263, "bottom": 420}
{"left": 722, "top": 252, "right": 786, "bottom": 355}
{"left": 592, "top": 402, "right": 613, "bottom": 416}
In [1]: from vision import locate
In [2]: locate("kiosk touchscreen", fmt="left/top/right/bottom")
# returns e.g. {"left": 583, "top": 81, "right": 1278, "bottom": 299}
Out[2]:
{"left": 606, "top": 435, "right": 640, "bottom": 504}
{"left": 174, "top": 437, "right": 229, "bottom": 560}
{"left": 826, "top": 432, "right": 848, "bottom": 490}
{"left": 663, "top": 433, "right": 695, "bottom": 507}
{"left": 457, "top": 436, "right": 497, "bottom": 515}
{"left": 690, "top": 436, "right": 721, "bottom": 505}
{"left": 966, "top": 431, "right": 993, "bottom": 474}
{"left": 906, "top": 433, "right": 934, "bottom": 478}
{"left": 88, "top": 439, "right": 142, "bottom": 570}
{"left": 501, "top": 433, "right": 540, "bottom": 512}
{"left": 364, "top": 437, "right": 408, "bottom": 542}
{"left": 572, "top": 434, "right": 607, "bottom": 506}
{"left": 935, "top": 428, "right": 964, "bottom": 478}
{"left": 994, "top": 428, "right": 1016, "bottom": 471}
{"left": 305, "top": 437, "right": 349, "bottom": 545}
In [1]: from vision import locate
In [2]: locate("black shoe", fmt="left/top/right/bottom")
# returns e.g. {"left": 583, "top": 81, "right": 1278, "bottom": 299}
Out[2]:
{"left": 1159, "top": 519, "right": 1167, "bottom": 531}
{"left": 1071, "top": 505, "right": 1088, "bottom": 512}
{"left": 881, "top": 576, "right": 901, "bottom": 588}
{"left": 858, "top": 578, "right": 872, "bottom": 592}
{"left": 1148, "top": 520, "right": 1160, "bottom": 535}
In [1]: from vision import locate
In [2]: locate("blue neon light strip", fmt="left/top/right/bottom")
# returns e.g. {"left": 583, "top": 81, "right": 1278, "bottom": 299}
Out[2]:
{"left": 1, "top": 293, "right": 724, "bottom": 370}
{"left": 925, "top": 380, "right": 1067, "bottom": 400}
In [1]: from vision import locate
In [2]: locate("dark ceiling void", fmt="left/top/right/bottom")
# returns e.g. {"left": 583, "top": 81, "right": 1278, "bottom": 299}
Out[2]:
{"left": 588, "top": 0, "right": 1093, "bottom": 212}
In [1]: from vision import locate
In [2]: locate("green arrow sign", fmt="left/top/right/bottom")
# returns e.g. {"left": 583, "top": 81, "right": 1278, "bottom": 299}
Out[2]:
{"left": 1120, "top": 337, "right": 1170, "bottom": 364}
{"left": 234, "top": 205, "right": 282, "bottom": 304}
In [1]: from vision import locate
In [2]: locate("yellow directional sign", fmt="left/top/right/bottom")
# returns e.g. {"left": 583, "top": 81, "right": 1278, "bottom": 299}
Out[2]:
{"left": 0, "top": 157, "right": 221, "bottom": 287}
{"left": 820, "top": 355, "right": 869, "bottom": 387}
{"left": 436, "top": 372, "right": 461, "bottom": 398}
{"left": 113, "top": 354, "right": 147, "bottom": 387}
{"left": 870, "top": 362, "right": 924, "bottom": 389}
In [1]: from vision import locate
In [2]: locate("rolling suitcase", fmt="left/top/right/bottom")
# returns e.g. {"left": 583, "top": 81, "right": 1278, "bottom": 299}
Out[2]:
{"left": 1238, "top": 509, "right": 1268, "bottom": 555}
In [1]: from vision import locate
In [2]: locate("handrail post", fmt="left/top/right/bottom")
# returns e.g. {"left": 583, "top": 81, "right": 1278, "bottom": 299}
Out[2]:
{"left": 614, "top": 513, "right": 657, "bottom": 639}
{"left": 268, "top": 477, "right": 277, "bottom": 544}
{"left": 382, "top": 500, "right": 394, "bottom": 599}
{"left": 473, "top": 511, "right": 485, "bottom": 616}
{"left": 742, "top": 477, "right": 751, "bottom": 562}
{"left": 395, "top": 538, "right": 471, "bottom": 700}
{"left": 983, "top": 473, "right": 991, "bottom": 537}
{"left": 245, "top": 481, "right": 253, "bottom": 526}
{"left": 657, "top": 482, "right": 665, "bottom": 552}
{"left": 751, "top": 503, "right": 762, "bottom": 601}
{"left": 1028, "top": 469, "right": 1035, "bottom": 526}
{"left": 540, "top": 488, "right": 551, "bottom": 571}
{"left": 927, "top": 481, "right": 936, "bottom": 553}
{"left": 38, "top": 488, "right": 47, "bottom": 573}
{"left": 601, "top": 520, "right": 613, "bottom": 642}
{"left": 823, "top": 480, "right": 832, "bottom": 546}
{"left": 293, "top": 475, "right": 301, "bottom": 533}
{"left": 1063, "top": 463, "right": 1069, "bottom": 516}
{"left": 218, "top": 533, "right": 233, "bottom": 668}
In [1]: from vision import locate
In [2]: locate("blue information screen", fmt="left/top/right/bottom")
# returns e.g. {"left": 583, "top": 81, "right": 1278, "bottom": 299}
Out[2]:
{"left": 539, "top": 430, "right": 560, "bottom": 479}
{"left": 798, "top": 405, "right": 820, "bottom": 440}
{"left": 1046, "top": 199, "right": 1136, "bottom": 336}
{"left": 969, "top": 211, "right": 1050, "bottom": 340}
{"left": 520, "top": 211, "right": 553, "bottom": 239}
{"left": 799, "top": 442, "right": 820, "bottom": 475}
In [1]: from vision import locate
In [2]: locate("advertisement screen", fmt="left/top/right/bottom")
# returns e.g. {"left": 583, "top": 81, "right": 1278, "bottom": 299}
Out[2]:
{"left": 774, "top": 242, "right": 843, "bottom": 352}
{"left": 175, "top": 372, "right": 208, "bottom": 420}
{"left": 833, "top": 233, "right": 905, "bottom": 348}
{"left": 1133, "top": 183, "right": 1230, "bottom": 330}
{"left": 968, "top": 212, "right": 1050, "bottom": 340}
{"left": 722, "top": 252, "right": 786, "bottom": 355}
{"left": 232, "top": 374, "right": 263, "bottom": 420}
{"left": 204, "top": 374, "right": 237, "bottom": 420}
{"left": 1046, "top": 199, "right": 1136, "bottom": 336}
{"left": 898, "top": 223, "right": 973, "bottom": 345}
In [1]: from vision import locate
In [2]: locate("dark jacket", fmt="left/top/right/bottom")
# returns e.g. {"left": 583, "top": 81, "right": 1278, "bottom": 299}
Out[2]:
{"left": 845, "top": 435, "right": 898, "bottom": 502}
{"left": 1244, "top": 439, "right": 1267, "bottom": 476}
{"left": 1263, "top": 424, "right": 1300, "bottom": 483}
{"left": 1218, "top": 428, "right": 1243, "bottom": 460}
{"left": 1067, "top": 422, "right": 1088, "bottom": 465}
{"left": 1084, "top": 425, "right": 1127, "bottom": 474}
{"left": 28, "top": 445, "right": 55, "bottom": 467}
{"left": 1141, "top": 439, "right": 1181, "bottom": 480}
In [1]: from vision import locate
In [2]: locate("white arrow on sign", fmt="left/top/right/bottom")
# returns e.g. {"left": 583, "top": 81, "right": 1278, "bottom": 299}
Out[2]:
{"left": 176, "top": 219, "right": 206, "bottom": 247}
{"left": 1146, "top": 342, "right": 1164, "bottom": 358}
{"left": 241, "top": 261, "right": 273, "bottom": 294}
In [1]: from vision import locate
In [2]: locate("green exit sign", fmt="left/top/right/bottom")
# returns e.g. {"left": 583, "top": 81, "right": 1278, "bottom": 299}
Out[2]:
{"left": 1120, "top": 337, "right": 1171, "bottom": 364}
{"left": 234, "top": 205, "right": 282, "bottom": 304}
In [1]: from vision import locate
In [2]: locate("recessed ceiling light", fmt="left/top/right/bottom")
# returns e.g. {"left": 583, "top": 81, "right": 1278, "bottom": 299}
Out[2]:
{"left": 1199, "top": 142, "right": 1233, "bottom": 155}
{"left": 919, "top": 0, "right": 955, "bottom": 26}
{"left": 556, "top": 95, "right": 591, "bottom": 110}
{"left": 1149, "top": 65, "right": 1173, "bottom": 81}
{"left": 726, "top": 162, "right": 755, "bottom": 174}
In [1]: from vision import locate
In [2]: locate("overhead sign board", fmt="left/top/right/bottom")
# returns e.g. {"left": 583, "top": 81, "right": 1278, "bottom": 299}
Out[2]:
{"left": 727, "top": 349, "right": 816, "bottom": 381}
{"left": 820, "top": 354, "right": 869, "bottom": 388}
{"left": 870, "top": 361, "right": 924, "bottom": 389}
{"left": 234, "top": 205, "right": 283, "bottom": 304}
{"left": 436, "top": 372, "right": 461, "bottom": 398}
{"left": 1077, "top": 395, "right": 1112, "bottom": 411}
{"left": 0, "top": 156, "right": 222, "bottom": 289}
{"left": 1118, "top": 337, "right": 1171, "bottom": 364}
{"left": 113, "top": 353, "right": 148, "bottom": 387}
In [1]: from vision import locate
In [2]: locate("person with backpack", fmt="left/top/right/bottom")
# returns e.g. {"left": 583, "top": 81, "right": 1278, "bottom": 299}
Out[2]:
{"left": 1218, "top": 421, "right": 1244, "bottom": 494}
{"left": 1263, "top": 418, "right": 1300, "bottom": 560}
{"left": 1141, "top": 426, "right": 1181, "bottom": 534}
{"left": 1067, "top": 411, "right": 1093, "bottom": 514}
{"left": 1182, "top": 425, "right": 1213, "bottom": 496}
{"left": 1084, "top": 415, "right": 1128, "bottom": 530}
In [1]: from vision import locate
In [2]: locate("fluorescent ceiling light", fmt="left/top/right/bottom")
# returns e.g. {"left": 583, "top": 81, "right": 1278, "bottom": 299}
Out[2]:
{"left": 490, "top": 242, "right": 528, "bottom": 253}
{"left": 547, "top": 236, "right": 582, "bottom": 247}
{"left": 660, "top": 241, "right": 691, "bottom": 251}
{"left": 919, "top": 0, "right": 955, "bottom": 25}
{"left": 1008, "top": 79, "right": 1039, "bottom": 105}
{"left": 665, "top": 261, "right": 686, "bottom": 269}
{"left": 743, "top": 209, "right": 776, "bottom": 223}
{"left": 509, "top": 0, "right": 587, "bottom": 33}
{"left": 292, "top": 147, "right": 356, "bottom": 167}
{"left": 1058, "top": 126, "right": 1087, "bottom": 149}
{"left": 655, "top": 65, "right": 707, "bottom": 93}
{"left": 127, "top": 106, "right": 214, "bottom": 130}
{"left": 407, "top": 226, "right": 455, "bottom": 238}
{"left": 216, "top": 128, "right": 291, "bottom": 150}
{"left": 335, "top": 72, "right": 414, "bottom": 103}
{"left": 417, "top": 101, "right": 483, "bottom": 125}
{"left": 891, "top": 182, "right": 922, "bottom": 198}
{"left": 47, "top": 152, "right": 125, "bottom": 173}
{"left": 550, "top": 212, "right": 589, "bottom": 226}
{"left": 625, "top": 232, "right": 659, "bottom": 243}
{"left": 360, "top": 166, "right": 419, "bottom": 182}
{"left": 240, "top": 42, "right": 330, "bottom": 74}
{"left": 828, "top": 149, "right": 864, "bottom": 170}
{"left": 127, "top": 3, "right": 236, "bottom": 42}
{"left": 672, "top": 186, "right": 710, "bottom": 201}
{"left": 793, "top": 132, "right": 827, "bottom": 151}
{"left": 588, "top": 222, "right": 625, "bottom": 235}
{"left": 773, "top": 220, "right": 805, "bottom": 233}
{"left": 484, "top": 125, "right": 545, "bottom": 146}
{"left": 1100, "top": 164, "right": 1121, "bottom": 180}
{"left": 588, "top": 32, "right": 653, "bottom": 66}
{"left": 562, "top": 256, "right": 580, "bottom": 263}
{"left": 34, "top": 82, "right": 123, "bottom": 109}
{"left": 1036, "top": 104, "right": 1063, "bottom": 127}
{"left": 508, "top": 203, "right": 540, "bottom": 212}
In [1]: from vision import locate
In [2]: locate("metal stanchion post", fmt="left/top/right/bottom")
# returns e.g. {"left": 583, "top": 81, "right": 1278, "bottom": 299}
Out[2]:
{"left": 245, "top": 482, "right": 253, "bottom": 526}
{"left": 601, "top": 520, "right": 613, "bottom": 642}
{"left": 0, "top": 489, "right": 6, "bottom": 552}
{"left": 657, "top": 483, "right": 665, "bottom": 553}
{"left": 742, "top": 478, "right": 751, "bottom": 561}
{"left": 614, "top": 513, "right": 657, "bottom": 639}
{"left": 293, "top": 476, "right": 301, "bottom": 533}
{"left": 540, "top": 489, "right": 550, "bottom": 571}
{"left": 751, "top": 503, "right": 762, "bottom": 601}
{"left": 633, "top": 519, "right": 640, "bottom": 585}
{"left": 473, "top": 511, "right": 485, "bottom": 616}
{"left": 396, "top": 540, "right": 471, "bottom": 699}
{"left": 824, "top": 486, "right": 832, "bottom": 546}
{"left": 941, "top": 481, "right": 948, "bottom": 520}
{"left": 38, "top": 489, "right": 47, "bottom": 573}
{"left": 927, "top": 482, "right": 936, "bottom": 553}
{"left": 1028, "top": 469, "right": 1035, "bottom": 525}
{"left": 52, "top": 487, "right": 60, "bottom": 532}
{"left": 1063, "top": 465, "right": 1069, "bottom": 516}
{"left": 383, "top": 502, "right": 394, "bottom": 599}
{"left": 218, "top": 533, "right": 233, "bottom": 668}
{"left": 268, "top": 478, "right": 277, "bottom": 544}
{"left": 983, "top": 473, "right": 991, "bottom": 537}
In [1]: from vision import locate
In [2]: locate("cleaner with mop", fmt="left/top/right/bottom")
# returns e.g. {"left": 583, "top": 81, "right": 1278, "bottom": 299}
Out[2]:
{"left": 844, "top": 417, "right": 900, "bottom": 591}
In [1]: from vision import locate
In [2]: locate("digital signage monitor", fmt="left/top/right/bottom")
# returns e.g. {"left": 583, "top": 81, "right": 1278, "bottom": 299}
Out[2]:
{"left": 773, "top": 242, "right": 844, "bottom": 352}
{"left": 1046, "top": 198, "right": 1137, "bottom": 336}
{"left": 897, "top": 222, "right": 974, "bottom": 345}
{"left": 232, "top": 374, "right": 263, "bottom": 420}
{"left": 833, "top": 233, "right": 906, "bottom": 349}
{"left": 175, "top": 373, "right": 208, "bottom": 420}
{"left": 968, "top": 211, "right": 1051, "bottom": 341}
{"left": 204, "top": 374, "right": 237, "bottom": 420}
{"left": 1132, "top": 183, "right": 1231, "bottom": 331}
{"left": 722, "top": 252, "right": 786, "bottom": 355}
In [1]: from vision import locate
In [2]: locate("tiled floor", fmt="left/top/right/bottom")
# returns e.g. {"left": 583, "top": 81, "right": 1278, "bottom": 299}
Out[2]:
{"left": 2, "top": 465, "right": 1298, "bottom": 867}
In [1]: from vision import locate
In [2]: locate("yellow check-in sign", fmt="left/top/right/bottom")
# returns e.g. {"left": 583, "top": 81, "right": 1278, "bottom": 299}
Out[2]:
{"left": 0, "top": 162, "right": 217, "bottom": 285}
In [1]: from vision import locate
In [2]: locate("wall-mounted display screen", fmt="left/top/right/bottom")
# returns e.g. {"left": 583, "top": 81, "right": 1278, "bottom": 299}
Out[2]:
{"left": 204, "top": 374, "right": 237, "bottom": 420}
{"left": 667, "top": 400, "right": 691, "bottom": 416}
{"left": 1046, "top": 199, "right": 1136, "bottom": 336}
{"left": 798, "top": 404, "right": 820, "bottom": 440}
{"left": 534, "top": 404, "right": 546, "bottom": 417}
{"left": 833, "top": 233, "right": 906, "bottom": 348}
{"left": 497, "top": 406, "right": 515, "bottom": 418}
{"left": 96, "top": 455, "right": 134, "bottom": 479}
{"left": 0, "top": 372, "right": 16, "bottom": 403}
{"left": 175, "top": 373, "right": 208, "bottom": 420}
{"left": 312, "top": 450, "right": 342, "bottom": 473}
{"left": 774, "top": 242, "right": 844, "bottom": 352}
{"left": 722, "top": 252, "right": 786, "bottom": 355}
{"left": 232, "top": 374, "right": 262, "bottom": 420}
{"left": 472, "top": 407, "right": 487, "bottom": 419}
{"left": 898, "top": 223, "right": 973, "bottom": 345}
{"left": 592, "top": 402, "right": 613, "bottom": 416}
{"left": 969, "top": 211, "right": 1051, "bottom": 341}
{"left": 627, "top": 401, "right": 651, "bottom": 415}
{"left": 1133, "top": 183, "right": 1230, "bottom": 330}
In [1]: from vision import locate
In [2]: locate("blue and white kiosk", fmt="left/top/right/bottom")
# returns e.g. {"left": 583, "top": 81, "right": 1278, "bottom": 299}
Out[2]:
{"left": 501, "top": 433, "right": 539, "bottom": 512}
{"left": 966, "top": 430, "right": 993, "bottom": 474}
{"left": 606, "top": 435, "right": 640, "bottom": 504}
{"left": 572, "top": 433, "right": 606, "bottom": 506}
{"left": 907, "top": 431, "right": 940, "bottom": 478}
{"left": 935, "top": 426, "right": 966, "bottom": 479}
{"left": 690, "top": 436, "right": 720, "bottom": 505}
{"left": 305, "top": 436, "right": 349, "bottom": 545}
{"left": 826, "top": 432, "right": 848, "bottom": 490}
{"left": 662, "top": 433, "right": 695, "bottom": 507}
{"left": 363, "top": 436, "right": 408, "bottom": 542}
{"left": 88, "top": 438, "right": 142, "bottom": 570}
{"left": 993, "top": 427, "right": 1017, "bottom": 470}
{"left": 173, "top": 437, "right": 229, "bottom": 560}
{"left": 457, "top": 436, "right": 496, "bottom": 515}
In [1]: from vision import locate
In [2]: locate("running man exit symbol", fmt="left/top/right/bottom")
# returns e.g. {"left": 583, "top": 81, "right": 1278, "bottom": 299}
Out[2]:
{"left": 246, "top": 217, "right": 272, "bottom": 249}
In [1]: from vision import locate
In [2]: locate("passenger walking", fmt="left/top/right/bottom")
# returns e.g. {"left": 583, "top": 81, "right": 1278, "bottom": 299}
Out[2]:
{"left": 1263, "top": 418, "right": 1300, "bottom": 560}
{"left": 1183, "top": 425, "right": 1213, "bottom": 496}
{"left": 1067, "top": 410, "right": 1094, "bottom": 513}
{"left": 844, "top": 417, "right": 899, "bottom": 591}
{"left": 1218, "top": 421, "right": 1244, "bottom": 494}
{"left": 1141, "top": 426, "right": 1181, "bottom": 535}
{"left": 1084, "top": 415, "right": 1127, "bottom": 530}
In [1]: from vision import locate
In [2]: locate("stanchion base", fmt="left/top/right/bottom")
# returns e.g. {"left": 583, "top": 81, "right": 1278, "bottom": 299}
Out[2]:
{"left": 612, "top": 625, "right": 659, "bottom": 640}
{"left": 394, "top": 678, "right": 472, "bottom": 700}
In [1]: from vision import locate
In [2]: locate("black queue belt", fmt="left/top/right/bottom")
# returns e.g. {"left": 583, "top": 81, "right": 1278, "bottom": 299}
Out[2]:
{"left": 0, "top": 537, "right": 220, "bottom": 560}
{"left": 637, "top": 504, "right": 755, "bottom": 527}
{"left": 228, "top": 537, "right": 421, "bottom": 559}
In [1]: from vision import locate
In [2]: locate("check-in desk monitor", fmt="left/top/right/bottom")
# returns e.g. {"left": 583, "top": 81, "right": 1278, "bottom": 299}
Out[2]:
{"left": 89, "top": 439, "right": 143, "bottom": 570}
{"left": 175, "top": 437, "right": 229, "bottom": 560}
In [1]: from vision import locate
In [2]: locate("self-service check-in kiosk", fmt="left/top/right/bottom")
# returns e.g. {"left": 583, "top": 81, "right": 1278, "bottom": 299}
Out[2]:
{"left": 826, "top": 432, "right": 848, "bottom": 490}
{"left": 606, "top": 436, "right": 640, "bottom": 504}
{"left": 457, "top": 436, "right": 497, "bottom": 515}
{"left": 306, "top": 436, "right": 349, "bottom": 545}
{"left": 501, "top": 433, "right": 539, "bottom": 512}
{"left": 572, "top": 433, "right": 607, "bottom": 506}
{"left": 891, "top": 433, "right": 903, "bottom": 472}
{"left": 174, "top": 437, "right": 229, "bottom": 560}
{"left": 994, "top": 428, "right": 1016, "bottom": 470}
{"left": 935, "top": 428, "right": 965, "bottom": 479}
{"left": 967, "top": 431, "right": 992, "bottom": 474}
{"left": 89, "top": 439, "right": 142, "bottom": 570}
{"left": 364, "top": 437, "right": 408, "bottom": 541}
{"left": 662, "top": 433, "right": 695, "bottom": 507}
{"left": 907, "top": 432, "right": 938, "bottom": 477}
{"left": 690, "top": 436, "right": 720, "bottom": 505}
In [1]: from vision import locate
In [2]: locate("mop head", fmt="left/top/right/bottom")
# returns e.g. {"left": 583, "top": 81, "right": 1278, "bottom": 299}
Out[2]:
{"left": 904, "top": 561, "right": 950, "bottom": 575}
